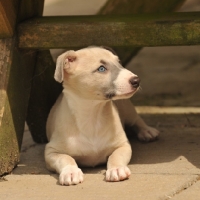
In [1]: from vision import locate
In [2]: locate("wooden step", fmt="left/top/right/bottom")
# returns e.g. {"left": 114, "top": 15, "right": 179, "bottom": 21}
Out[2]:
{"left": 18, "top": 12, "right": 200, "bottom": 49}
{"left": 0, "top": 0, "right": 45, "bottom": 176}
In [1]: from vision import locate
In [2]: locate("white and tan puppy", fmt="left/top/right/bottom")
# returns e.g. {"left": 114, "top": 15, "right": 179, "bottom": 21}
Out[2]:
{"left": 45, "top": 46, "right": 159, "bottom": 186}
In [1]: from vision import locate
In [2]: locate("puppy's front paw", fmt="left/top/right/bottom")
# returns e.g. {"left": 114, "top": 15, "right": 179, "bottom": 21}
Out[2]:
{"left": 137, "top": 126, "right": 159, "bottom": 142}
{"left": 106, "top": 166, "right": 131, "bottom": 182}
{"left": 59, "top": 165, "right": 84, "bottom": 186}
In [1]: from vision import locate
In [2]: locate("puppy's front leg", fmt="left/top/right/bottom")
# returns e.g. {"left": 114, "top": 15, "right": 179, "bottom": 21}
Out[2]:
{"left": 45, "top": 145, "right": 83, "bottom": 186}
{"left": 106, "top": 142, "right": 132, "bottom": 182}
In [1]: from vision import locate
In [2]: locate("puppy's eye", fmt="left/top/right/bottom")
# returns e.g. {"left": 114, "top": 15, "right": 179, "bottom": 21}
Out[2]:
{"left": 97, "top": 66, "right": 107, "bottom": 72}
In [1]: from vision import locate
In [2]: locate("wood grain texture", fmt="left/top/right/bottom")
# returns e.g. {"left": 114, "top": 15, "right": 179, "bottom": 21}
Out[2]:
{"left": 0, "top": 0, "right": 45, "bottom": 175}
{"left": 18, "top": 0, "right": 44, "bottom": 21}
{"left": 0, "top": 38, "right": 36, "bottom": 175}
{"left": 18, "top": 12, "right": 200, "bottom": 49}
{"left": 99, "top": 0, "right": 185, "bottom": 14}
{"left": 0, "top": 0, "right": 19, "bottom": 38}
{"left": 0, "top": 40, "right": 17, "bottom": 175}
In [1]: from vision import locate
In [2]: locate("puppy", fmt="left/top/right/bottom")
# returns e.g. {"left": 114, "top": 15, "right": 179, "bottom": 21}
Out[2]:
{"left": 45, "top": 46, "right": 159, "bottom": 186}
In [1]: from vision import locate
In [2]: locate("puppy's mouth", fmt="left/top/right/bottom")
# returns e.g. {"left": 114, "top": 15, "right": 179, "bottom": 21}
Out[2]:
{"left": 123, "top": 90, "right": 136, "bottom": 97}
{"left": 117, "top": 90, "right": 137, "bottom": 98}
{"left": 105, "top": 92, "right": 116, "bottom": 99}
{"left": 105, "top": 89, "right": 137, "bottom": 100}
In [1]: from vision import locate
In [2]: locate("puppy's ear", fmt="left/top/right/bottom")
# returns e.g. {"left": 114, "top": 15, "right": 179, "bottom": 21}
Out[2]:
{"left": 101, "top": 46, "right": 118, "bottom": 56}
{"left": 54, "top": 50, "right": 76, "bottom": 83}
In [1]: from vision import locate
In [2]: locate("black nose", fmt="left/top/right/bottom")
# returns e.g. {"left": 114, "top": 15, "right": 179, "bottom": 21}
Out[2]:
{"left": 129, "top": 76, "right": 140, "bottom": 88}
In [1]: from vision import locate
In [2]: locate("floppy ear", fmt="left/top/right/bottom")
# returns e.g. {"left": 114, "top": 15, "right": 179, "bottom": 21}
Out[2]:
{"left": 101, "top": 46, "right": 118, "bottom": 56}
{"left": 54, "top": 50, "right": 76, "bottom": 83}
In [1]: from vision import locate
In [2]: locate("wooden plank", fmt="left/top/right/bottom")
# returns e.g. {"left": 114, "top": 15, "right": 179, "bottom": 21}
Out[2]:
{"left": 0, "top": 0, "right": 19, "bottom": 38}
{"left": 99, "top": 0, "right": 185, "bottom": 14}
{"left": 26, "top": 50, "right": 62, "bottom": 143}
{"left": 18, "top": 12, "right": 200, "bottom": 49}
{"left": 0, "top": 38, "right": 36, "bottom": 175}
{"left": 20, "top": 0, "right": 53, "bottom": 143}
{"left": 98, "top": 0, "right": 186, "bottom": 65}
{"left": 18, "top": 0, "right": 44, "bottom": 22}
{"left": 0, "top": 0, "right": 45, "bottom": 176}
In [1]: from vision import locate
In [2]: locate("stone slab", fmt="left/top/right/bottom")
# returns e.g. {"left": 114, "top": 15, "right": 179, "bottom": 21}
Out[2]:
{"left": 1, "top": 174, "right": 198, "bottom": 200}
{"left": 1, "top": 113, "right": 200, "bottom": 200}
{"left": 173, "top": 180, "right": 200, "bottom": 200}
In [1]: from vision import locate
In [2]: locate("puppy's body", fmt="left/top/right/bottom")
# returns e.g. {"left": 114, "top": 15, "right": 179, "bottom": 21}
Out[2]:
{"left": 46, "top": 95, "right": 129, "bottom": 167}
{"left": 45, "top": 47, "right": 159, "bottom": 186}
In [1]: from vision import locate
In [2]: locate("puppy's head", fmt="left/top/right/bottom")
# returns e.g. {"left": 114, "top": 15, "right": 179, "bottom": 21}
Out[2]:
{"left": 55, "top": 46, "right": 140, "bottom": 100}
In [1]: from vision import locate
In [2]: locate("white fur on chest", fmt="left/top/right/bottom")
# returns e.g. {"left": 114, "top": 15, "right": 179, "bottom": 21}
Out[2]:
{"left": 66, "top": 112, "right": 114, "bottom": 155}
{"left": 66, "top": 132, "right": 108, "bottom": 155}
{"left": 63, "top": 123, "right": 115, "bottom": 166}
{"left": 59, "top": 93, "right": 123, "bottom": 166}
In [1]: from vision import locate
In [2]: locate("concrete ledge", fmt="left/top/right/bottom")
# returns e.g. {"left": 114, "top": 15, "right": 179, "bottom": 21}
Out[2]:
{"left": 136, "top": 106, "right": 200, "bottom": 114}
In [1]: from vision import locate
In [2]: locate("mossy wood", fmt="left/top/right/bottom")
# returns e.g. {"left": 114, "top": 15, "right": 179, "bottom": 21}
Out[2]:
{"left": 0, "top": 0, "right": 44, "bottom": 176}
{"left": 18, "top": 12, "right": 200, "bottom": 49}
{"left": 0, "top": 39, "right": 36, "bottom": 175}
{"left": 99, "top": 0, "right": 185, "bottom": 65}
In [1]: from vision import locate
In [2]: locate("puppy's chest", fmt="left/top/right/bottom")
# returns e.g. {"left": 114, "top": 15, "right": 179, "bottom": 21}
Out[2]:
{"left": 68, "top": 133, "right": 108, "bottom": 152}
{"left": 67, "top": 122, "right": 113, "bottom": 152}
{"left": 63, "top": 107, "right": 119, "bottom": 166}
{"left": 64, "top": 123, "right": 116, "bottom": 165}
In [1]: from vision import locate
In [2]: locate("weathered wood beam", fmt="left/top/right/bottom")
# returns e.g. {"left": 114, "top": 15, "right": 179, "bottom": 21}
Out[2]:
{"left": 0, "top": 0, "right": 19, "bottom": 38}
{"left": 18, "top": 12, "right": 200, "bottom": 49}
{"left": 99, "top": 0, "right": 185, "bottom": 14}
{"left": 0, "top": 0, "right": 45, "bottom": 176}
{"left": 98, "top": 0, "right": 186, "bottom": 65}
{"left": 26, "top": 50, "right": 62, "bottom": 143}
{"left": 0, "top": 38, "right": 36, "bottom": 175}
{"left": 18, "top": 0, "right": 44, "bottom": 22}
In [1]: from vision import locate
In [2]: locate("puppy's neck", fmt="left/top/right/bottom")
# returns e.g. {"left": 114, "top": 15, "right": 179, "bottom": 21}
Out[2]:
{"left": 61, "top": 89, "right": 119, "bottom": 138}
{"left": 63, "top": 89, "right": 111, "bottom": 115}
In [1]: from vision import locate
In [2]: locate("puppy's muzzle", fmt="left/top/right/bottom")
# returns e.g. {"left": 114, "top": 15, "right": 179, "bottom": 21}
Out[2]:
{"left": 129, "top": 76, "right": 140, "bottom": 89}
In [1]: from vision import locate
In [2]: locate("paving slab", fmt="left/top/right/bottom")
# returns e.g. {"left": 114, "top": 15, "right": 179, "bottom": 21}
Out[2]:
{"left": 173, "top": 180, "right": 200, "bottom": 200}
{"left": 1, "top": 113, "right": 200, "bottom": 200}
{"left": 130, "top": 114, "right": 200, "bottom": 175}
{"left": 1, "top": 174, "right": 198, "bottom": 200}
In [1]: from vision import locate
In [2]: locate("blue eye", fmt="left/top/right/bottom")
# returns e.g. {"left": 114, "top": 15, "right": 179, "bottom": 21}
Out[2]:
{"left": 98, "top": 66, "right": 107, "bottom": 72}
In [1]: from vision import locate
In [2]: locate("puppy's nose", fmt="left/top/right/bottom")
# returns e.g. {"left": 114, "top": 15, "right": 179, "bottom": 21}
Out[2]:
{"left": 129, "top": 76, "right": 140, "bottom": 88}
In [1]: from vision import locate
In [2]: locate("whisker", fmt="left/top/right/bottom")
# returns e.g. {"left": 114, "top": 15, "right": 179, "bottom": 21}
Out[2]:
{"left": 138, "top": 86, "right": 142, "bottom": 92}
